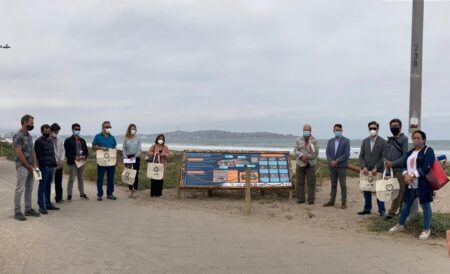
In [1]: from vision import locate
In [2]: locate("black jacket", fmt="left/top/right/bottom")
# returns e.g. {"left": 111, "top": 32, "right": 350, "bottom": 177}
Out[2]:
{"left": 64, "top": 135, "right": 89, "bottom": 165}
{"left": 34, "top": 136, "right": 57, "bottom": 168}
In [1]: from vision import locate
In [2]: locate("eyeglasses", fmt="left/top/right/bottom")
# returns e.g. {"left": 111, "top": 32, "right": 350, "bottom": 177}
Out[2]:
{"left": 369, "top": 127, "right": 377, "bottom": 130}
{"left": 104, "top": 126, "right": 112, "bottom": 129}
{"left": 74, "top": 128, "right": 81, "bottom": 131}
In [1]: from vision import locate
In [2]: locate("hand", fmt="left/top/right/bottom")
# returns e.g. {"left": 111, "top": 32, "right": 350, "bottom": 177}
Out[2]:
{"left": 404, "top": 174, "right": 414, "bottom": 183}
{"left": 301, "top": 155, "right": 309, "bottom": 162}
{"left": 80, "top": 156, "right": 85, "bottom": 160}
{"left": 26, "top": 164, "right": 34, "bottom": 173}
{"left": 102, "top": 147, "right": 109, "bottom": 151}
{"left": 384, "top": 161, "right": 392, "bottom": 169}
{"left": 362, "top": 167, "right": 369, "bottom": 176}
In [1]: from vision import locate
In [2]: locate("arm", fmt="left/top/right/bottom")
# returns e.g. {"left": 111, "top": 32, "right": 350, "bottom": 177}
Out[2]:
{"left": 112, "top": 136, "right": 117, "bottom": 149}
{"left": 391, "top": 137, "right": 408, "bottom": 168}
{"left": 82, "top": 140, "right": 89, "bottom": 159}
{"left": 160, "top": 146, "right": 170, "bottom": 159}
{"left": 34, "top": 140, "right": 44, "bottom": 168}
{"left": 359, "top": 141, "right": 366, "bottom": 168}
{"left": 294, "top": 139, "right": 303, "bottom": 158}
{"left": 326, "top": 140, "right": 332, "bottom": 163}
{"left": 147, "top": 145, "right": 155, "bottom": 157}
{"left": 418, "top": 147, "right": 435, "bottom": 177}
{"left": 64, "top": 139, "right": 75, "bottom": 163}
{"left": 308, "top": 140, "right": 319, "bottom": 161}
{"left": 337, "top": 138, "right": 350, "bottom": 163}
{"left": 122, "top": 140, "right": 128, "bottom": 159}
{"left": 136, "top": 138, "right": 142, "bottom": 157}
{"left": 375, "top": 141, "right": 386, "bottom": 172}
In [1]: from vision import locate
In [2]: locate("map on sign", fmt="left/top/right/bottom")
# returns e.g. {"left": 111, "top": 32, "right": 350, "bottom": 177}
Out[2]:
{"left": 181, "top": 151, "right": 292, "bottom": 188}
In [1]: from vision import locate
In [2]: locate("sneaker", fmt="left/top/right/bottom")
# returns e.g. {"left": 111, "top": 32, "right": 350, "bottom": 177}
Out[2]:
{"left": 67, "top": 195, "right": 72, "bottom": 201}
{"left": 107, "top": 195, "right": 117, "bottom": 200}
{"left": 14, "top": 213, "right": 26, "bottom": 221}
{"left": 419, "top": 230, "right": 431, "bottom": 240}
{"left": 379, "top": 212, "right": 386, "bottom": 217}
{"left": 47, "top": 205, "right": 60, "bottom": 210}
{"left": 323, "top": 201, "right": 334, "bottom": 207}
{"left": 308, "top": 201, "right": 314, "bottom": 205}
{"left": 25, "top": 209, "right": 40, "bottom": 217}
{"left": 56, "top": 200, "right": 65, "bottom": 204}
{"left": 358, "top": 211, "right": 371, "bottom": 215}
{"left": 39, "top": 208, "right": 48, "bottom": 215}
{"left": 97, "top": 196, "right": 103, "bottom": 201}
{"left": 389, "top": 224, "right": 404, "bottom": 233}
{"left": 385, "top": 213, "right": 395, "bottom": 220}
{"left": 80, "top": 194, "right": 89, "bottom": 201}
{"left": 341, "top": 203, "right": 347, "bottom": 209}
{"left": 297, "top": 200, "right": 305, "bottom": 204}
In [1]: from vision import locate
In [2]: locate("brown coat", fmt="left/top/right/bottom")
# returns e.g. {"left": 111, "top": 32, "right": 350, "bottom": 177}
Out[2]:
{"left": 148, "top": 144, "right": 170, "bottom": 165}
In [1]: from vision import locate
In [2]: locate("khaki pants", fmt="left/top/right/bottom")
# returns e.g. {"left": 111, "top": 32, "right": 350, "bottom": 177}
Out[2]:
{"left": 296, "top": 165, "right": 316, "bottom": 203}
{"left": 388, "top": 169, "right": 406, "bottom": 215}
{"left": 67, "top": 164, "right": 85, "bottom": 196}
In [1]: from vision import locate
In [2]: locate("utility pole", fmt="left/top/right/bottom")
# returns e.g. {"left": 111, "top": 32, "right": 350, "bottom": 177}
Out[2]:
{"left": 408, "top": 0, "right": 424, "bottom": 218}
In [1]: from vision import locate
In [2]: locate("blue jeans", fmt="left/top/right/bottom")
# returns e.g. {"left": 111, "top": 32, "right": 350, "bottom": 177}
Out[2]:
{"left": 398, "top": 188, "right": 432, "bottom": 231}
{"left": 97, "top": 165, "right": 116, "bottom": 197}
{"left": 363, "top": 191, "right": 385, "bottom": 214}
{"left": 37, "top": 167, "right": 55, "bottom": 209}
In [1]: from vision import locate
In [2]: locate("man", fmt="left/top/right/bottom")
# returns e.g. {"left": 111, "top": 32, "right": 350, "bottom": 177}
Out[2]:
{"left": 34, "top": 124, "right": 59, "bottom": 214}
{"left": 358, "top": 121, "right": 386, "bottom": 216}
{"left": 64, "top": 123, "right": 89, "bottom": 201}
{"left": 383, "top": 118, "right": 408, "bottom": 219}
{"left": 324, "top": 124, "right": 350, "bottom": 209}
{"left": 294, "top": 124, "right": 319, "bottom": 204}
{"left": 13, "top": 114, "right": 40, "bottom": 221}
{"left": 50, "top": 123, "right": 65, "bottom": 203}
{"left": 92, "top": 121, "right": 117, "bottom": 201}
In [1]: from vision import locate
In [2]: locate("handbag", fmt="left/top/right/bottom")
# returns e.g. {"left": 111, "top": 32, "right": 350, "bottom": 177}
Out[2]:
{"left": 426, "top": 160, "right": 449, "bottom": 190}
{"left": 121, "top": 167, "right": 137, "bottom": 185}
{"left": 96, "top": 149, "right": 117, "bottom": 167}
{"left": 376, "top": 168, "right": 400, "bottom": 202}
{"left": 359, "top": 171, "right": 382, "bottom": 192}
{"left": 146, "top": 154, "right": 164, "bottom": 180}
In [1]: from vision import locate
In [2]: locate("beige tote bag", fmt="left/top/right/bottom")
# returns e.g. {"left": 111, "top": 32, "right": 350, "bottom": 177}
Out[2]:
{"left": 96, "top": 149, "right": 117, "bottom": 167}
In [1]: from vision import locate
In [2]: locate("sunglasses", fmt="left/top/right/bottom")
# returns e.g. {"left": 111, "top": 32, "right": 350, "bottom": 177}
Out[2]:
{"left": 369, "top": 127, "right": 377, "bottom": 130}
{"left": 74, "top": 128, "right": 81, "bottom": 131}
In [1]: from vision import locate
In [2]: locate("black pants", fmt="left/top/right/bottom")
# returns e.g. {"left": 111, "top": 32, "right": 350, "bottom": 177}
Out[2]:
{"left": 54, "top": 168, "right": 63, "bottom": 202}
{"left": 150, "top": 179, "right": 163, "bottom": 197}
{"left": 126, "top": 156, "right": 140, "bottom": 191}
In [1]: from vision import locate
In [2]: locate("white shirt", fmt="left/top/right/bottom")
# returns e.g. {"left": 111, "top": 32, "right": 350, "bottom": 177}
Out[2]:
{"left": 404, "top": 150, "right": 420, "bottom": 189}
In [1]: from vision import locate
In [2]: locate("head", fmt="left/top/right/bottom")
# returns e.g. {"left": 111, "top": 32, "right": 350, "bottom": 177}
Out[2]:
{"left": 412, "top": 130, "right": 426, "bottom": 148}
{"left": 333, "top": 124, "right": 343, "bottom": 138}
{"left": 368, "top": 121, "right": 379, "bottom": 137}
{"left": 303, "top": 124, "right": 312, "bottom": 138}
{"left": 72, "top": 123, "right": 81, "bottom": 137}
{"left": 102, "top": 121, "right": 111, "bottom": 134}
{"left": 125, "top": 124, "right": 137, "bottom": 139}
{"left": 41, "top": 124, "right": 51, "bottom": 138}
{"left": 389, "top": 119, "right": 402, "bottom": 136}
{"left": 155, "top": 134, "right": 165, "bottom": 145}
{"left": 21, "top": 114, "right": 34, "bottom": 132}
{"left": 50, "top": 123, "right": 61, "bottom": 138}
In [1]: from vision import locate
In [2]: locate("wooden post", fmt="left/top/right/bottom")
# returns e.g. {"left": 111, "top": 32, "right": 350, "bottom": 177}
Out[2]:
{"left": 244, "top": 168, "right": 251, "bottom": 215}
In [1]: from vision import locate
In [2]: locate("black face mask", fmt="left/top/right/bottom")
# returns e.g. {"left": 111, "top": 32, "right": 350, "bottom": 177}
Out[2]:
{"left": 43, "top": 133, "right": 50, "bottom": 138}
{"left": 27, "top": 125, "right": 34, "bottom": 131}
{"left": 390, "top": 127, "right": 400, "bottom": 136}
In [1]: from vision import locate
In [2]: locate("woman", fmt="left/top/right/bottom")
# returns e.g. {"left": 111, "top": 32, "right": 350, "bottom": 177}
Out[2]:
{"left": 147, "top": 134, "right": 170, "bottom": 197}
{"left": 389, "top": 130, "right": 435, "bottom": 240}
{"left": 123, "top": 124, "right": 142, "bottom": 198}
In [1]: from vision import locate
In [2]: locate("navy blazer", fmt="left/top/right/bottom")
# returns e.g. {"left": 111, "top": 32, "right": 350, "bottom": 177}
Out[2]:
{"left": 326, "top": 136, "right": 350, "bottom": 168}
{"left": 402, "top": 146, "right": 435, "bottom": 204}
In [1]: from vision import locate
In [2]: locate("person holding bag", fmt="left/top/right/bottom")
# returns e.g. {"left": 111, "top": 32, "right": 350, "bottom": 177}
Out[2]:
{"left": 123, "top": 124, "right": 142, "bottom": 198}
{"left": 147, "top": 134, "right": 170, "bottom": 197}
{"left": 389, "top": 130, "right": 435, "bottom": 240}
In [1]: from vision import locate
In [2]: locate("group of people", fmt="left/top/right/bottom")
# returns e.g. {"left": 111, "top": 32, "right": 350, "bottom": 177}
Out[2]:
{"left": 12, "top": 114, "right": 437, "bottom": 240}
{"left": 295, "top": 119, "right": 436, "bottom": 240}
{"left": 12, "top": 115, "right": 170, "bottom": 221}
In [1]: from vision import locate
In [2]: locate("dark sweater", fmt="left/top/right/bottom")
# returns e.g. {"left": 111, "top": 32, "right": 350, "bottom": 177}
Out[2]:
{"left": 34, "top": 136, "right": 57, "bottom": 169}
{"left": 64, "top": 135, "right": 89, "bottom": 165}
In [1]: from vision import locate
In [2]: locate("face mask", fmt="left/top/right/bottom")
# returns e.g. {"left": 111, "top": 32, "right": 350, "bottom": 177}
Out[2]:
{"left": 131, "top": 130, "right": 136, "bottom": 135}
{"left": 43, "top": 133, "right": 50, "bottom": 138}
{"left": 27, "top": 125, "right": 34, "bottom": 131}
{"left": 158, "top": 139, "right": 164, "bottom": 145}
{"left": 369, "top": 130, "right": 377, "bottom": 137}
{"left": 73, "top": 130, "right": 80, "bottom": 136}
{"left": 413, "top": 139, "right": 424, "bottom": 147}
{"left": 334, "top": 131, "right": 342, "bottom": 138}
{"left": 104, "top": 128, "right": 111, "bottom": 134}
{"left": 303, "top": 131, "right": 311, "bottom": 138}
{"left": 52, "top": 133, "right": 58, "bottom": 138}
{"left": 390, "top": 127, "right": 400, "bottom": 136}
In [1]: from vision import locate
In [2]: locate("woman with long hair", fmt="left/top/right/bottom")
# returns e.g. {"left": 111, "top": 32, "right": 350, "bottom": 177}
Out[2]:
{"left": 147, "top": 134, "right": 170, "bottom": 197}
{"left": 123, "top": 124, "right": 142, "bottom": 198}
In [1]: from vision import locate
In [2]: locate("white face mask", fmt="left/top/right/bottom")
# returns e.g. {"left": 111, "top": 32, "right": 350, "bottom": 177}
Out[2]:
{"left": 369, "top": 130, "right": 377, "bottom": 137}
{"left": 130, "top": 129, "right": 136, "bottom": 135}
{"left": 157, "top": 139, "right": 164, "bottom": 145}
{"left": 104, "top": 128, "right": 111, "bottom": 134}
{"left": 51, "top": 132, "right": 58, "bottom": 138}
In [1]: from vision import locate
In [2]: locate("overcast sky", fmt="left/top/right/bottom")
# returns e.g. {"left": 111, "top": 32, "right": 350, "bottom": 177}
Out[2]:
{"left": 1, "top": 0, "right": 449, "bottom": 139}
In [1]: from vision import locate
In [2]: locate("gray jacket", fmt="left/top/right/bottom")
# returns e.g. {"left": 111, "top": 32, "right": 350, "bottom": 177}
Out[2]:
{"left": 294, "top": 136, "right": 319, "bottom": 167}
{"left": 359, "top": 136, "right": 386, "bottom": 171}
{"left": 382, "top": 133, "right": 408, "bottom": 171}
{"left": 326, "top": 136, "right": 351, "bottom": 168}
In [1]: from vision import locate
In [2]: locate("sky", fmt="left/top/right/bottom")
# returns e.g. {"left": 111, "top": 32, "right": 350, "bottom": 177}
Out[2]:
{"left": 1, "top": 0, "right": 449, "bottom": 139}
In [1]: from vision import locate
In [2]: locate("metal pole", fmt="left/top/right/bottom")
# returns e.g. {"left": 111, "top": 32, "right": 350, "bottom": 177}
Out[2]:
{"left": 408, "top": 0, "right": 424, "bottom": 218}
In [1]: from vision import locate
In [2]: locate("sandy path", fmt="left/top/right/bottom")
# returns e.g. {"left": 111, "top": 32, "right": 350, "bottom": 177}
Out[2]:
{"left": 0, "top": 159, "right": 449, "bottom": 274}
